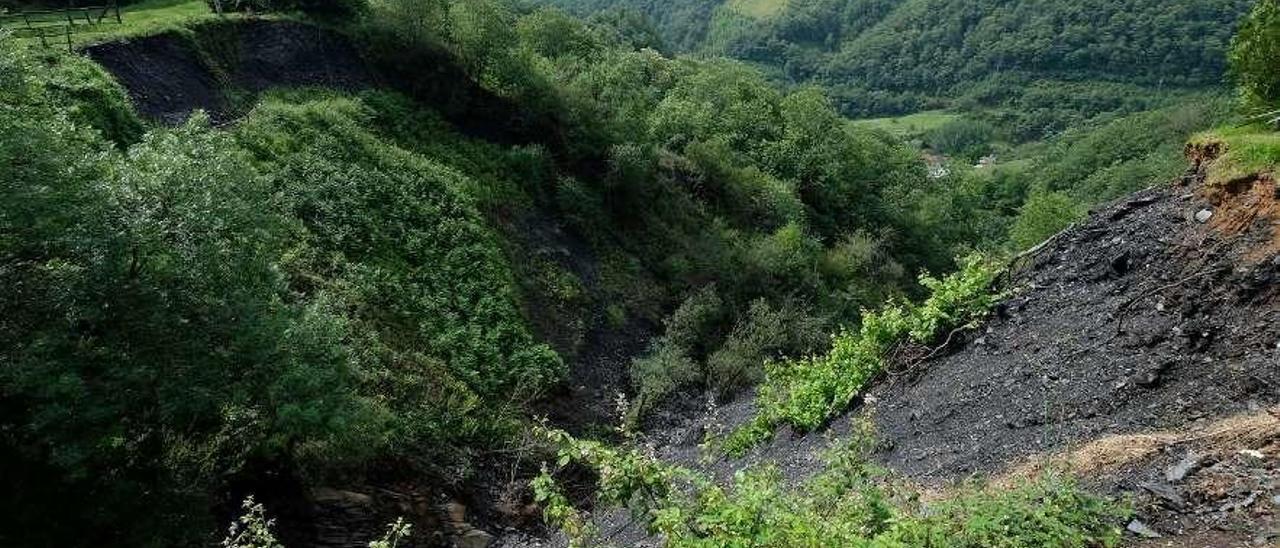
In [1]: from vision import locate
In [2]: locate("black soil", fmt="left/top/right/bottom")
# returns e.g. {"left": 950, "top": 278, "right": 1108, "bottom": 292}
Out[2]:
{"left": 85, "top": 33, "right": 227, "bottom": 124}
{"left": 228, "top": 20, "right": 376, "bottom": 94}
{"left": 870, "top": 171, "right": 1279, "bottom": 482}
{"left": 85, "top": 20, "right": 375, "bottom": 124}
{"left": 508, "top": 210, "right": 658, "bottom": 435}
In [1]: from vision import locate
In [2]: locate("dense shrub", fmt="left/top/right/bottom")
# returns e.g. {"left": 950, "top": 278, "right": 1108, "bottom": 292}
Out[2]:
{"left": 705, "top": 299, "right": 827, "bottom": 395}
{"left": 358, "top": 0, "right": 940, "bottom": 407}
{"left": 1230, "top": 0, "right": 1280, "bottom": 112}
{"left": 1009, "top": 188, "right": 1084, "bottom": 251}
{"left": 630, "top": 338, "right": 702, "bottom": 416}
{"left": 0, "top": 38, "right": 565, "bottom": 545}
{"left": 628, "top": 286, "right": 722, "bottom": 415}
{"left": 924, "top": 118, "right": 998, "bottom": 162}
{"left": 535, "top": 425, "right": 1127, "bottom": 548}
{"left": 1, "top": 46, "right": 381, "bottom": 541}
{"left": 726, "top": 255, "right": 1002, "bottom": 453}
{"left": 234, "top": 97, "right": 564, "bottom": 398}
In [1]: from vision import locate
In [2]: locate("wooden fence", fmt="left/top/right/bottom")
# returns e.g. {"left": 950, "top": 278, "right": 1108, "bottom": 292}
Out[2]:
{"left": 0, "top": 0, "right": 122, "bottom": 51}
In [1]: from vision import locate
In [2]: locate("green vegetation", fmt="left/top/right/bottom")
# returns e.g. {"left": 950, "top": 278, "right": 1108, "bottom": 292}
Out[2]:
{"left": 1008, "top": 189, "right": 1084, "bottom": 251}
{"left": 1187, "top": 0, "right": 1280, "bottom": 190}
{"left": 5, "top": 0, "right": 225, "bottom": 47}
{"left": 1230, "top": 0, "right": 1280, "bottom": 113}
{"left": 0, "top": 0, "right": 952, "bottom": 542}
{"left": 849, "top": 110, "right": 960, "bottom": 140}
{"left": 891, "top": 95, "right": 1232, "bottom": 259}
{"left": 529, "top": 0, "right": 1243, "bottom": 257}
{"left": 724, "top": 255, "right": 1002, "bottom": 453}
{"left": 1191, "top": 125, "right": 1280, "bottom": 186}
{"left": 727, "top": 0, "right": 786, "bottom": 19}
{"left": 3, "top": 0, "right": 1269, "bottom": 544}
{"left": 535, "top": 425, "right": 1127, "bottom": 547}
{"left": 82, "top": 0, "right": 215, "bottom": 42}
{"left": 533, "top": 0, "right": 1250, "bottom": 121}
{"left": 1, "top": 35, "right": 573, "bottom": 543}
{"left": 923, "top": 118, "right": 1000, "bottom": 162}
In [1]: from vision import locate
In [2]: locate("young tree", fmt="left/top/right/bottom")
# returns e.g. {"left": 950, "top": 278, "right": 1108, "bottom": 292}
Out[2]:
{"left": 1230, "top": 0, "right": 1280, "bottom": 112}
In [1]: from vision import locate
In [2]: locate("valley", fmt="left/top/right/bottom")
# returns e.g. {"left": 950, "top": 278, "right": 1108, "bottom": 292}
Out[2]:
{"left": 0, "top": 0, "right": 1277, "bottom": 547}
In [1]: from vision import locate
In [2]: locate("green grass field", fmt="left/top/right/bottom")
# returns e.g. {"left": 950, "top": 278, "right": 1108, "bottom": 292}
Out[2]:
{"left": 2, "top": 0, "right": 226, "bottom": 48}
{"left": 1190, "top": 124, "right": 1280, "bottom": 185}
{"left": 727, "top": 0, "right": 787, "bottom": 19}
{"left": 849, "top": 110, "right": 961, "bottom": 139}
{"left": 76, "top": 0, "right": 223, "bottom": 45}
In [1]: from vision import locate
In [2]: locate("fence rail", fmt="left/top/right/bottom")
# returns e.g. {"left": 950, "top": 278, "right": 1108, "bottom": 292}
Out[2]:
{"left": 0, "top": 1, "right": 122, "bottom": 51}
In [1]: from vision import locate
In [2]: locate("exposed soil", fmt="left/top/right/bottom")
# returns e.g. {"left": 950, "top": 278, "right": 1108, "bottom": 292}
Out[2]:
{"left": 506, "top": 210, "right": 659, "bottom": 435}
{"left": 865, "top": 159, "right": 1279, "bottom": 543}
{"left": 85, "top": 20, "right": 376, "bottom": 124}
{"left": 85, "top": 18, "right": 581, "bottom": 159}
{"left": 870, "top": 175, "right": 1279, "bottom": 484}
{"left": 228, "top": 20, "right": 376, "bottom": 95}
{"left": 85, "top": 33, "right": 227, "bottom": 124}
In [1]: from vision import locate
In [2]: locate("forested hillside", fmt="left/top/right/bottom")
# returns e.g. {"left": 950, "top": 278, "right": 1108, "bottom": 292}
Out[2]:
{"left": 532, "top": 0, "right": 1251, "bottom": 118}
{"left": 529, "top": 0, "right": 1250, "bottom": 259}
{"left": 0, "top": 1, "right": 950, "bottom": 544}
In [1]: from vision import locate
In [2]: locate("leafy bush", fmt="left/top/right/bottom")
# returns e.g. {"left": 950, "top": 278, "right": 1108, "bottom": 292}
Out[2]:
{"left": 535, "top": 424, "right": 1126, "bottom": 547}
{"left": 38, "top": 50, "right": 145, "bottom": 147}
{"left": 629, "top": 286, "right": 723, "bottom": 415}
{"left": 662, "top": 284, "right": 725, "bottom": 353}
{"left": 233, "top": 96, "right": 564, "bottom": 399}
{"left": 1009, "top": 188, "right": 1084, "bottom": 251}
{"left": 0, "top": 38, "right": 564, "bottom": 544}
{"left": 706, "top": 299, "right": 827, "bottom": 395}
{"left": 819, "top": 231, "right": 909, "bottom": 313}
{"left": 2, "top": 99, "right": 381, "bottom": 544}
{"left": 726, "top": 255, "right": 1003, "bottom": 453}
{"left": 1230, "top": 0, "right": 1280, "bottom": 112}
{"left": 925, "top": 118, "right": 998, "bottom": 162}
{"left": 630, "top": 338, "right": 702, "bottom": 418}
{"left": 222, "top": 497, "right": 284, "bottom": 548}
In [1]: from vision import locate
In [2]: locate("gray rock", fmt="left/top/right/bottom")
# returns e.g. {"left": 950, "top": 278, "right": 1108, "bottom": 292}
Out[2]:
{"left": 1140, "top": 481, "right": 1186, "bottom": 509}
{"left": 1195, "top": 209, "right": 1213, "bottom": 223}
{"left": 1166, "top": 452, "right": 1201, "bottom": 483}
{"left": 1219, "top": 491, "right": 1258, "bottom": 513}
{"left": 1126, "top": 519, "right": 1162, "bottom": 539}
{"left": 310, "top": 487, "right": 373, "bottom": 506}
{"left": 1238, "top": 449, "right": 1266, "bottom": 463}
{"left": 457, "top": 528, "right": 495, "bottom": 548}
